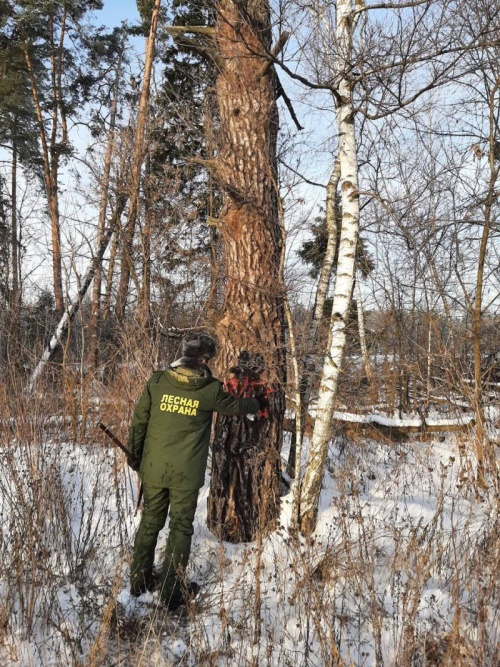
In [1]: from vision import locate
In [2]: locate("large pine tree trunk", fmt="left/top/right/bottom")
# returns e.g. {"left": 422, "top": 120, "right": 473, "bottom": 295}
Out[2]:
{"left": 206, "top": 0, "right": 286, "bottom": 543}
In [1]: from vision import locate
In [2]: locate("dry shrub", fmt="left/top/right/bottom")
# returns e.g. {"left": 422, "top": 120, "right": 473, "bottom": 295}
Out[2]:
{"left": 299, "top": 433, "right": 499, "bottom": 667}
{"left": 0, "top": 335, "right": 498, "bottom": 667}
{"left": 410, "top": 630, "right": 480, "bottom": 667}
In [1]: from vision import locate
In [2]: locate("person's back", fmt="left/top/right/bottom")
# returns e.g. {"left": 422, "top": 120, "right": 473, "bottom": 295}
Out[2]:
{"left": 127, "top": 334, "right": 262, "bottom": 608}
{"left": 130, "top": 359, "right": 260, "bottom": 489}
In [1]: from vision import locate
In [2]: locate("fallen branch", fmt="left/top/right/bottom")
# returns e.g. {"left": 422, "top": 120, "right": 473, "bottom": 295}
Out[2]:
{"left": 283, "top": 412, "right": 476, "bottom": 436}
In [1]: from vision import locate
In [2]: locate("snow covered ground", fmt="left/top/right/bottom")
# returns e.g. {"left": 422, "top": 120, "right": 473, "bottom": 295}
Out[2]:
{"left": 0, "top": 429, "right": 498, "bottom": 666}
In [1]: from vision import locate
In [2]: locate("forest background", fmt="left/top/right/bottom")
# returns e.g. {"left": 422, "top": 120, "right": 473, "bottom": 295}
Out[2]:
{"left": 0, "top": 0, "right": 499, "bottom": 665}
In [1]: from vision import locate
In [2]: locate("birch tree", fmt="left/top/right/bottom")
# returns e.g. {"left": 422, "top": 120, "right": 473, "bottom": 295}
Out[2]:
{"left": 280, "top": 0, "right": 480, "bottom": 534}
{"left": 297, "top": 0, "right": 360, "bottom": 534}
{"left": 287, "top": 159, "right": 340, "bottom": 481}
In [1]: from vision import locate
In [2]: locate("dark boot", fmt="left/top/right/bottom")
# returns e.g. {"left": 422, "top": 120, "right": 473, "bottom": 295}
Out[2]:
{"left": 166, "top": 581, "right": 200, "bottom": 611}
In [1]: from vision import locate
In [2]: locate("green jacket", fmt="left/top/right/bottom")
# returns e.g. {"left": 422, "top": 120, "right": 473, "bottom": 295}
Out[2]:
{"left": 127, "top": 364, "right": 260, "bottom": 489}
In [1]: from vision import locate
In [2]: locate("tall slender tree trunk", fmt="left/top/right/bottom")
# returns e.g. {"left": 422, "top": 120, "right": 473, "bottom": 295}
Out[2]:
{"left": 297, "top": 0, "right": 360, "bottom": 535}
{"left": 206, "top": 0, "right": 286, "bottom": 543}
{"left": 48, "top": 5, "right": 67, "bottom": 316}
{"left": 138, "top": 156, "right": 152, "bottom": 327}
{"left": 287, "top": 158, "right": 340, "bottom": 481}
{"left": 10, "top": 137, "right": 19, "bottom": 312}
{"left": 21, "top": 42, "right": 64, "bottom": 315}
{"left": 356, "top": 272, "right": 373, "bottom": 385}
{"left": 102, "top": 227, "right": 120, "bottom": 323}
{"left": 426, "top": 313, "right": 433, "bottom": 403}
{"left": 115, "top": 0, "right": 162, "bottom": 322}
{"left": 472, "top": 83, "right": 499, "bottom": 482}
{"left": 89, "top": 57, "right": 122, "bottom": 370}
{"left": 7, "top": 138, "right": 21, "bottom": 368}
{"left": 313, "top": 159, "right": 341, "bottom": 331}
{"left": 7, "top": 136, "right": 21, "bottom": 367}
{"left": 139, "top": 197, "right": 152, "bottom": 326}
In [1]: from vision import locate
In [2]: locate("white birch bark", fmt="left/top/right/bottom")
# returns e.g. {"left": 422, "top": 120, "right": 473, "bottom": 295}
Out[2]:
{"left": 312, "top": 158, "right": 341, "bottom": 332}
{"left": 298, "top": 0, "right": 360, "bottom": 535}
{"left": 289, "top": 159, "right": 340, "bottom": 516}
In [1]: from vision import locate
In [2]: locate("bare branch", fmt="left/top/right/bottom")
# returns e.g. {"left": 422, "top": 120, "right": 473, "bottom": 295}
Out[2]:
{"left": 164, "top": 25, "right": 224, "bottom": 69}
{"left": 163, "top": 25, "right": 215, "bottom": 36}
{"left": 278, "top": 158, "right": 326, "bottom": 188}
{"left": 276, "top": 76, "right": 304, "bottom": 131}
{"left": 185, "top": 156, "right": 218, "bottom": 171}
{"left": 353, "top": 0, "right": 432, "bottom": 15}
{"left": 258, "top": 31, "right": 290, "bottom": 78}
{"left": 169, "top": 33, "right": 224, "bottom": 69}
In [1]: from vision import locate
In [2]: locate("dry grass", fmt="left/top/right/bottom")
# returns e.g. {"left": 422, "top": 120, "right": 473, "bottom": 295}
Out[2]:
{"left": 0, "top": 359, "right": 498, "bottom": 666}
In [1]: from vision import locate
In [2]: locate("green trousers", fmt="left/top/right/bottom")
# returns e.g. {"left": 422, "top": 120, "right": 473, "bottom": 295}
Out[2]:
{"left": 130, "top": 484, "right": 199, "bottom": 604}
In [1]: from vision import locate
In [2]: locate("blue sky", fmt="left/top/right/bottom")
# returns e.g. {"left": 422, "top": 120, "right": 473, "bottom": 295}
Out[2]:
{"left": 97, "top": 0, "right": 141, "bottom": 28}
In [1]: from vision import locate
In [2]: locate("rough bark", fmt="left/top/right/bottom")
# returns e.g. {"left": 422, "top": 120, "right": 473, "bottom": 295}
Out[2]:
{"left": 298, "top": 0, "right": 360, "bottom": 535}
{"left": 206, "top": 0, "right": 286, "bottom": 543}
{"left": 115, "top": 0, "right": 162, "bottom": 321}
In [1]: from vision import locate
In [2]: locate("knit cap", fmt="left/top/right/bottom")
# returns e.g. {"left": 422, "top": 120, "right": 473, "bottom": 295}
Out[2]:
{"left": 182, "top": 333, "right": 217, "bottom": 360}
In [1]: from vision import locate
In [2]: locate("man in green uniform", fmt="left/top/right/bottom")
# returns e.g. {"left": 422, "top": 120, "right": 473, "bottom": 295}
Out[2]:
{"left": 127, "top": 333, "right": 262, "bottom": 609}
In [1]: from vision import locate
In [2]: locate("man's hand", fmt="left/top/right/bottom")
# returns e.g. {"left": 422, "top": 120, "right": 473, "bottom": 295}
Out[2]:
{"left": 256, "top": 393, "right": 269, "bottom": 413}
{"left": 253, "top": 385, "right": 271, "bottom": 417}
{"left": 127, "top": 456, "right": 141, "bottom": 471}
